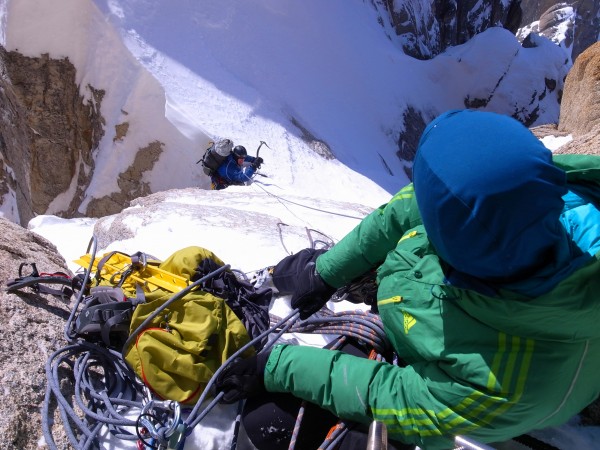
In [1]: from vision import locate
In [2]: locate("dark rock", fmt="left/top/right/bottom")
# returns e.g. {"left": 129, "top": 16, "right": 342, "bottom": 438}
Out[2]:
{"left": 518, "top": 1, "right": 600, "bottom": 65}
{"left": 378, "top": 0, "right": 523, "bottom": 60}
{"left": 0, "top": 46, "right": 104, "bottom": 226}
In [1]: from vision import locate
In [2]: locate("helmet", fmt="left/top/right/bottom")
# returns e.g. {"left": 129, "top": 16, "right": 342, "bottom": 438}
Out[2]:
{"left": 233, "top": 145, "right": 247, "bottom": 158}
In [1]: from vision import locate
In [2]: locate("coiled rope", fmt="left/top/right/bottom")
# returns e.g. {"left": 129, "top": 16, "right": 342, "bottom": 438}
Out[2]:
{"left": 42, "top": 236, "right": 239, "bottom": 450}
{"left": 270, "top": 308, "right": 391, "bottom": 356}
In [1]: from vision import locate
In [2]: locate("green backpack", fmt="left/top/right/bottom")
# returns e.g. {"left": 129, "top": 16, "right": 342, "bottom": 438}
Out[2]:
{"left": 121, "top": 246, "right": 255, "bottom": 404}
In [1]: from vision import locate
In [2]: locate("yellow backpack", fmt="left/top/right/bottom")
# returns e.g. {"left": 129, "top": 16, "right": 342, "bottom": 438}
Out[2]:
{"left": 79, "top": 246, "right": 255, "bottom": 404}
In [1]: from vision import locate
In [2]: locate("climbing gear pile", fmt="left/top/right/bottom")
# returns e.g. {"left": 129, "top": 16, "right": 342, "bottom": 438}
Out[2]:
{"left": 6, "top": 238, "right": 273, "bottom": 449}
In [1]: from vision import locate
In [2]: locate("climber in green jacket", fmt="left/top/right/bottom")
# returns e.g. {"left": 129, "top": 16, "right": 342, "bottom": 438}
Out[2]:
{"left": 216, "top": 109, "right": 600, "bottom": 449}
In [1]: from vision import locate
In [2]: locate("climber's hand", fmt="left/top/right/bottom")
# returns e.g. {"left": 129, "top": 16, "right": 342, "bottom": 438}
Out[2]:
{"left": 290, "top": 261, "right": 336, "bottom": 319}
{"left": 215, "top": 352, "right": 270, "bottom": 404}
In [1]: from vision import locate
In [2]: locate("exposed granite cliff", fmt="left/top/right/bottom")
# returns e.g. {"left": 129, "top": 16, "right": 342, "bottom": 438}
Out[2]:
{"left": 0, "top": 47, "right": 103, "bottom": 226}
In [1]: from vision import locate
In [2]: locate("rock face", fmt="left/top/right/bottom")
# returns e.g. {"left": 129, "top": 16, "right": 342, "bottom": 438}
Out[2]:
{"left": 0, "top": 46, "right": 104, "bottom": 227}
{"left": 0, "top": 217, "right": 71, "bottom": 449}
{"left": 85, "top": 140, "right": 165, "bottom": 217}
{"left": 557, "top": 41, "right": 600, "bottom": 137}
{"left": 0, "top": 44, "right": 173, "bottom": 226}
{"left": 535, "top": 41, "right": 600, "bottom": 158}
{"left": 518, "top": 0, "right": 600, "bottom": 65}
{"left": 377, "top": 0, "right": 523, "bottom": 60}
{"left": 0, "top": 49, "right": 36, "bottom": 225}
{"left": 376, "top": 0, "right": 600, "bottom": 74}
{"left": 395, "top": 27, "right": 570, "bottom": 180}
{"left": 370, "top": 0, "right": 577, "bottom": 178}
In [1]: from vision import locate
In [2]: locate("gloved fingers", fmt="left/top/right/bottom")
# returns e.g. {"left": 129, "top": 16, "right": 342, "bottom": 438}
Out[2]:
{"left": 217, "top": 378, "right": 245, "bottom": 403}
{"left": 298, "top": 301, "right": 327, "bottom": 320}
{"left": 215, "top": 359, "right": 239, "bottom": 384}
{"left": 292, "top": 290, "right": 332, "bottom": 319}
{"left": 272, "top": 248, "right": 327, "bottom": 294}
{"left": 221, "top": 386, "right": 245, "bottom": 404}
{"left": 214, "top": 354, "right": 268, "bottom": 404}
{"left": 215, "top": 363, "right": 245, "bottom": 404}
{"left": 290, "top": 263, "right": 336, "bottom": 319}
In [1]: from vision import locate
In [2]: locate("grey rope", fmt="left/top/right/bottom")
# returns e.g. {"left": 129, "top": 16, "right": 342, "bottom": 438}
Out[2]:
{"left": 64, "top": 236, "right": 97, "bottom": 342}
{"left": 43, "top": 341, "right": 145, "bottom": 449}
{"left": 251, "top": 179, "right": 366, "bottom": 220}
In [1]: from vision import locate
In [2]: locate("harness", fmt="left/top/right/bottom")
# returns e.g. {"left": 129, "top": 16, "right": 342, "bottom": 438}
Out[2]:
{"left": 210, "top": 172, "right": 249, "bottom": 190}
{"left": 210, "top": 173, "right": 230, "bottom": 190}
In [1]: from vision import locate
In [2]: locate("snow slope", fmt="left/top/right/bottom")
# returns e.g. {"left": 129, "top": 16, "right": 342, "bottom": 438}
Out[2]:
{"left": 0, "top": 0, "right": 570, "bottom": 221}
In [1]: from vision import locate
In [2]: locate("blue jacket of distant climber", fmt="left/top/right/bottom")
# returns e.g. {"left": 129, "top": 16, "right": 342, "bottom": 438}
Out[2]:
{"left": 216, "top": 154, "right": 257, "bottom": 185}
{"left": 263, "top": 109, "right": 600, "bottom": 449}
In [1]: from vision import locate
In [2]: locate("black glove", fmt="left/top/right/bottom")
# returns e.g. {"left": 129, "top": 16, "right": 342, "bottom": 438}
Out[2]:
{"left": 290, "top": 261, "right": 336, "bottom": 319}
{"left": 252, "top": 157, "right": 264, "bottom": 170}
{"left": 215, "top": 351, "right": 270, "bottom": 404}
{"left": 272, "top": 248, "right": 328, "bottom": 294}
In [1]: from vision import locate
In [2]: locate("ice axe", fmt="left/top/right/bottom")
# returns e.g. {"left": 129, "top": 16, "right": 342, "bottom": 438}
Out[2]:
{"left": 255, "top": 140, "right": 270, "bottom": 158}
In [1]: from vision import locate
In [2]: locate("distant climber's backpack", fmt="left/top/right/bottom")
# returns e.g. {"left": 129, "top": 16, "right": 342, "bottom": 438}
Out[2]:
{"left": 200, "top": 138, "right": 233, "bottom": 176}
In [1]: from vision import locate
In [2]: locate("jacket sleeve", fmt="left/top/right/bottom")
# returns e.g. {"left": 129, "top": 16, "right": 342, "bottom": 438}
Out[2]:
{"left": 219, "top": 160, "right": 253, "bottom": 183}
{"left": 264, "top": 344, "right": 456, "bottom": 449}
{"left": 316, "top": 183, "right": 423, "bottom": 287}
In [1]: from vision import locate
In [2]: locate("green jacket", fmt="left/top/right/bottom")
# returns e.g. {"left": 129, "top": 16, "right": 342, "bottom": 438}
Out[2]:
{"left": 264, "top": 154, "right": 600, "bottom": 449}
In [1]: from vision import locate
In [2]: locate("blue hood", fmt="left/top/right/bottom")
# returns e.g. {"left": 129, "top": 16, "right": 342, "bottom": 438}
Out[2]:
{"left": 413, "top": 109, "right": 567, "bottom": 282}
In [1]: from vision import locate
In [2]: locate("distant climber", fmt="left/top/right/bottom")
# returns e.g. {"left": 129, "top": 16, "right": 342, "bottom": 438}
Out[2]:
{"left": 211, "top": 145, "right": 263, "bottom": 190}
